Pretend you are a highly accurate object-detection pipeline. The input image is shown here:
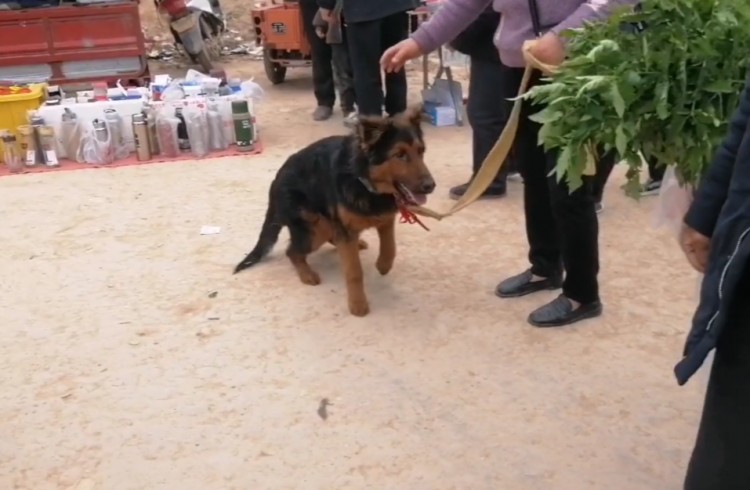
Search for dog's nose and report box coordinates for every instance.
[419,176,436,194]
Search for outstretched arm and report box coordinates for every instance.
[410,0,492,54]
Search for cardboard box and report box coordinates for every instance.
[422,101,457,127]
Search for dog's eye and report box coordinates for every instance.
[397,152,409,161]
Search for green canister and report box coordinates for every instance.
[231,99,255,151]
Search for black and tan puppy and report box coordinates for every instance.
[234,106,435,316]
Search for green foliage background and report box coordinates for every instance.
[527,0,750,195]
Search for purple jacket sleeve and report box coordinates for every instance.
[410,0,492,54]
[550,0,640,37]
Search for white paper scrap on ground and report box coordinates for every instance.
[200,226,221,235]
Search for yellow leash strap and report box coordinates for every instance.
[408,42,558,221]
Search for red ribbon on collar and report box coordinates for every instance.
[398,206,430,231]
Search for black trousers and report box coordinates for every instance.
[331,42,356,113]
[648,157,666,181]
[684,269,750,490]
[466,56,517,188]
[503,66,604,304]
[346,11,410,116]
[300,0,336,108]
[592,148,616,204]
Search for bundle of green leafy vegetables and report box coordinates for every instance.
[526,0,750,195]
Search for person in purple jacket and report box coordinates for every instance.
[381,0,637,327]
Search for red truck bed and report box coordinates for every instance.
[0,2,149,85]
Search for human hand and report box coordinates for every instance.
[319,8,331,21]
[679,223,711,273]
[381,39,423,73]
[527,32,566,67]
[315,26,326,39]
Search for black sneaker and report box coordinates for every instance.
[495,269,562,298]
[528,294,602,327]
[449,181,506,201]
[640,179,662,197]
[595,201,603,214]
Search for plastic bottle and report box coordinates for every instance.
[184,105,209,158]
[206,100,227,151]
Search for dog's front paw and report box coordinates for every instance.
[348,297,370,317]
[375,255,394,275]
[299,269,321,286]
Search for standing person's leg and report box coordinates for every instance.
[592,148,617,213]
[526,142,602,326]
[496,70,564,299]
[347,19,384,116]
[380,11,409,116]
[299,0,336,120]
[642,156,665,196]
[684,270,750,489]
[331,40,356,117]
[449,56,511,200]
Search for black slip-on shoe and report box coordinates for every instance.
[495,269,563,298]
[449,181,506,201]
[528,295,603,327]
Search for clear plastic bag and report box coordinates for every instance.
[652,166,695,239]
[80,119,114,165]
[184,105,209,158]
[240,79,265,103]
[60,110,85,163]
[161,80,185,102]
[156,109,181,158]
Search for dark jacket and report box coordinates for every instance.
[675,73,750,385]
[317,0,418,24]
[449,7,500,63]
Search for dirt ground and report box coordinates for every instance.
[0,32,709,490]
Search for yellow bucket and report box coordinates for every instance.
[0,84,47,164]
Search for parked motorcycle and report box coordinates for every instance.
[155,0,226,72]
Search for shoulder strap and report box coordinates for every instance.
[527,0,543,37]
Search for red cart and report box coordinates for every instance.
[0,1,150,86]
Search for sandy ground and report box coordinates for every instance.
[0,59,709,489]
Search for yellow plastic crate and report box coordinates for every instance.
[0,84,46,164]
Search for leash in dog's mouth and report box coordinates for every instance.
[358,177,430,231]
[394,182,430,231]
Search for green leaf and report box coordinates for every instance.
[615,124,628,156]
[610,84,626,117]
[655,81,670,120]
[528,108,563,124]
[554,146,573,183]
[704,79,735,93]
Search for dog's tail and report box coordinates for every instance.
[233,197,282,274]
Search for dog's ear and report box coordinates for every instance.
[356,115,390,148]
[401,104,424,128]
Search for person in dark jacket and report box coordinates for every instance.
[300,0,339,121]
[317,0,419,117]
[676,72,750,489]
[312,1,356,124]
[448,7,519,200]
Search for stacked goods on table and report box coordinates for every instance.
[0,70,264,174]
[526,0,750,194]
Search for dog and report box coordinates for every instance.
[233,105,435,316]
